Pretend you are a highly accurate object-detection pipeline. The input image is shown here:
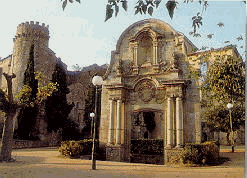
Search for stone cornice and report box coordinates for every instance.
[105,84,128,90]
[160,79,191,86]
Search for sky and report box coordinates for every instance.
[0,0,245,70]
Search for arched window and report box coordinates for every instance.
[137,32,153,65]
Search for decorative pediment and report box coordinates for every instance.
[129,27,163,42]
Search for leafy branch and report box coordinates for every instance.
[134,0,162,16]
[61,0,81,11]
[60,0,208,32]
[60,0,210,35]
[184,0,208,13]
[165,0,178,19]
[189,12,203,36]
[105,0,128,22]
[16,72,57,106]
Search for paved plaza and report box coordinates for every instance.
[0,146,245,178]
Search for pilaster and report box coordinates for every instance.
[166,97,174,148]
[175,97,183,148]
[108,99,115,145]
[116,99,122,145]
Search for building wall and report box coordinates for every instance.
[66,67,107,135]
[67,82,87,131]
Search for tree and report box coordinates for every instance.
[82,83,95,138]
[0,45,57,162]
[45,63,76,140]
[0,72,57,162]
[61,0,209,34]
[0,73,17,162]
[201,54,245,144]
[15,44,39,140]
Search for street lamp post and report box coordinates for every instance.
[91,76,103,170]
[227,103,234,153]
[90,113,95,139]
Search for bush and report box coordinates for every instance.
[202,141,219,164]
[58,139,94,158]
[58,141,83,158]
[180,144,203,164]
[180,141,219,165]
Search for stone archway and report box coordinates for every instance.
[131,111,156,139]
[130,109,164,164]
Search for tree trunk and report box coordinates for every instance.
[0,107,16,161]
[226,132,230,146]
[0,73,16,162]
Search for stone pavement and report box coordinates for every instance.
[0,147,245,178]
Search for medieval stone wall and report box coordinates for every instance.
[67,66,107,135]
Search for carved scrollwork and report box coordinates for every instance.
[134,80,156,104]
[158,60,169,72]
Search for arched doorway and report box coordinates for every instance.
[131,111,156,139]
[130,109,164,164]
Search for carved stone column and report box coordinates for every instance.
[108,99,115,145]
[106,98,125,162]
[130,42,139,75]
[176,97,183,148]
[116,99,122,145]
[166,97,174,148]
[130,41,139,66]
[153,41,158,65]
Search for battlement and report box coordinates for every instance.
[14,21,49,41]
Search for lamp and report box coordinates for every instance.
[91,76,103,170]
[227,103,233,109]
[227,103,234,153]
[92,76,103,86]
[90,113,95,139]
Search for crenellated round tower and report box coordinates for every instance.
[14,21,49,45]
[12,21,57,96]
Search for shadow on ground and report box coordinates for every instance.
[0,155,46,166]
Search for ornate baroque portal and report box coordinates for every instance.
[99,19,202,164]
